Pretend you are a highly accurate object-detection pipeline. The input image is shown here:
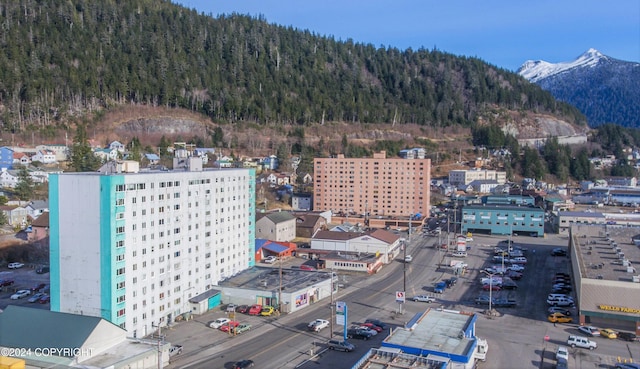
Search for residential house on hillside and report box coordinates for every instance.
[109,141,126,152]
[13,152,31,166]
[468,179,500,194]
[0,205,28,227]
[292,192,313,211]
[31,150,57,164]
[36,144,69,162]
[27,212,49,242]
[256,211,297,242]
[262,155,279,170]
[298,172,313,184]
[0,169,20,188]
[25,200,49,219]
[0,147,13,170]
[295,214,327,238]
[144,153,160,165]
[215,155,233,168]
[94,148,119,162]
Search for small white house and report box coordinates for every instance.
[31,150,57,164]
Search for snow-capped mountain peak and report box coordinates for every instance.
[517,48,608,82]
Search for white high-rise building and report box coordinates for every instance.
[49,163,255,337]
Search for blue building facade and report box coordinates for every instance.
[461,204,544,236]
[0,146,13,170]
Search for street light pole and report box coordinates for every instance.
[329,268,334,338]
[483,270,494,313]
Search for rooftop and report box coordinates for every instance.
[571,224,640,282]
[218,266,332,292]
[354,348,444,369]
[383,309,475,357]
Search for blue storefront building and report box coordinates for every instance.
[461,204,544,237]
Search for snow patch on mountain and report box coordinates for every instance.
[517,48,608,82]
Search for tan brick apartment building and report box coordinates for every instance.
[313,151,431,219]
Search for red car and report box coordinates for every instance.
[0,279,15,287]
[361,322,383,332]
[32,283,46,292]
[39,295,50,304]
[219,321,239,332]
[482,284,501,291]
[299,264,316,271]
[248,304,262,315]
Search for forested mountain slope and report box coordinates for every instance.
[0,0,585,137]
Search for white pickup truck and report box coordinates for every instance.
[308,319,329,332]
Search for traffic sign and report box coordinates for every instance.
[395,291,406,303]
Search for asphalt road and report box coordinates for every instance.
[166,232,638,369]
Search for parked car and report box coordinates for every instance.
[600,329,618,339]
[8,262,24,269]
[360,322,383,332]
[493,298,517,308]
[263,256,278,264]
[226,303,238,312]
[413,295,436,303]
[355,326,378,336]
[556,346,569,362]
[237,305,250,314]
[231,323,252,335]
[578,326,601,337]
[548,307,572,316]
[327,340,355,352]
[28,293,45,303]
[548,313,572,323]
[364,319,387,329]
[299,264,316,271]
[617,331,638,342]
[219,321,240,332]
[233,360,255,369]
[445,277,458,288]
[208,318,231,329]
[38,295,50,304]
[248,304,263,315]
[260,306,275,316]
[614,364,640,369]
[509,257,527,264]
[551,248,567,256]
[404,255,413,263]
[507,264,525,272]
[36,266,50,274]
[482,284,501,291]
[567,335,597,350]
[434,281,447,293]
[31,283,46,292]
[11,290,31,300]
[475,295,494,305]
[347,328,373,340]
[0,279,15,287]
[505,270,523,280]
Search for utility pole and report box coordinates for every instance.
[329,269,334,338]
[278,258,283,314]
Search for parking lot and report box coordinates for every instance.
[0,264,51,311]
[435,233,638,369]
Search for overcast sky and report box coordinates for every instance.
[175,0,640,71]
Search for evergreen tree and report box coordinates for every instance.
[70,125,102,172]
[14,166,34,201]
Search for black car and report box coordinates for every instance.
[445,277,458,288]
[551,248,567,256]
[618,332,639,342]
[347,328,373,340]
[233,360,255,369]
[237,305,250,314]
[364,319,387,329]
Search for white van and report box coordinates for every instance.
[452,251,467,258]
